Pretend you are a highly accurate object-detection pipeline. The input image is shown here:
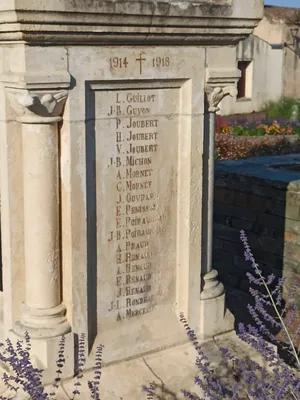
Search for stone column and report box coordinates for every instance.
[199,85,237,338]
[6,90,71,338]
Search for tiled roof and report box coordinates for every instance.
[264,5,300,25]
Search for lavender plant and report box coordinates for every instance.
[87,343,104,400]
[0,332,104,399]
[167,230,300,400]
[72,333,86,399]
[1,229,300,399]
[0,332,47,400]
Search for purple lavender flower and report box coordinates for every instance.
[0,333,47,400]
[180,313,229,399]
[88,344,104,400]
[178,231,300,400]
[72,333,86,399]
[143,382,157,399]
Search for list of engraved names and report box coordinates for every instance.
[96,88,179,324]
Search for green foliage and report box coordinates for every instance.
[293,124,300,135]
[231,126,245,136]
[266,98,300,121]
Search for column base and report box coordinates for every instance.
[8,330,75,385]
[199,269,235,339]
[14,303,71,339]
[199,293,235,339]
[10,304,74,385]
[200,269,224,300]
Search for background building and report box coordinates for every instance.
[221,5,300,116]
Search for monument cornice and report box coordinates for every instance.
[0,72,71,90]
[0,2,263,45]
[206,68,241,88]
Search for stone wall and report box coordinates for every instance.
[213,154,300,304]
[220,8,300,116]
[252,9,300,100]
[282,25,300,99]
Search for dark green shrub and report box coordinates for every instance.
[266,98,300,121]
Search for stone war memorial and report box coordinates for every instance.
[0,0,263,398]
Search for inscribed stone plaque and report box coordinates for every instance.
[79,47,205,363]
[94,83,184,361]
[97,87,178,321]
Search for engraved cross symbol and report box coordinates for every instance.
[136,53,146,75]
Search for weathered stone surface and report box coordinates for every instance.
[285,203,300,220]
[281,259,300,275]
[233,255,251,270]
[231,217,254,231]
[233,191,250,208]
[251,183,287,201]
[0,0,263,45]
[257,212,286,228]
[213,237,224,250]
[213,249,234,268]
[213,223,241,244]
[284,231,297,244]
[215,173,255,193]
[0,0,264,392]
[216,155,300,192]
[252,221,278,239]
[53,46,216,368]
[214,187,236,203]
[284,242,300,263]
[214,200,257,222]
[257,236,283,255]
[286,191,300,207]
[285,218,300,235]
[236,192,267,211]
[266,199,299,219]
[215,239,245,258]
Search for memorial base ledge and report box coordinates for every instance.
[9,305,73,384]
[7,330,75,385]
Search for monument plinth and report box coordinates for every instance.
[0,0,263,396]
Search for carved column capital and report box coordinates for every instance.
[205,85,237,113]
[6,90,68,124]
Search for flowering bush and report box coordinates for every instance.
[220,118,300,137]
[215,135,251,160]
[216,134,300,160]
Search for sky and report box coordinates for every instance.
[264,0,300,7]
